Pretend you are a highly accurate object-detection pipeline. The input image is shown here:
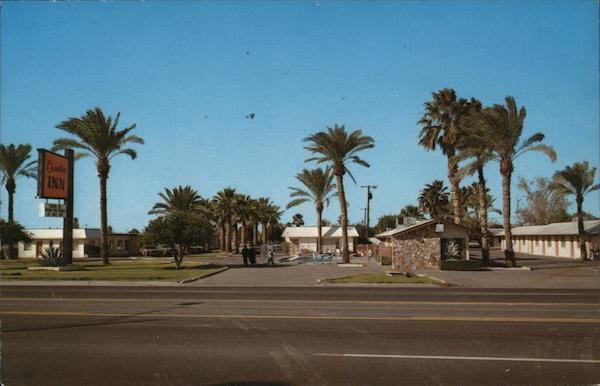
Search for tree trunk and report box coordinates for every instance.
[240,222,246,248]
[252,222,258,246]
[233,223,239,253]
[501,165,515,266]
[576,196,587,260]
[447,152,464,225]
[225,217,231,253]
[219,225,225,251]
[335,173,350,264]
[262,223,268,245]
[6,179,15,258]
[316,206,323,254]
[99,171,110,265]
[477,165,490,265]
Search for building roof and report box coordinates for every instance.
[375,218,470,238]
[495,220,600,237]
[25,228,102,239]
[282,226,359,238]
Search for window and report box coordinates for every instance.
[49,240,54,248]
[124,240,130,251]
[24,243,32,251]
[73,241,78,251]
[117,240,123,250]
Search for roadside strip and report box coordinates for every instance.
[0,297,597,307]
[2,310,600,324]
[313,353,600,364]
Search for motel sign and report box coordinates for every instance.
[37,149,69,199]
[37,148,75,264]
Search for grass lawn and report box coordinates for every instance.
[326,273,442,285]
[0,260,225,281]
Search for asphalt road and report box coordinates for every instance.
[1,286,599,385]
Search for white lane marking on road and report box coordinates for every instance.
[313,353,600,364]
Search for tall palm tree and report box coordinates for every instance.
[212,187,237,253]
[233,194,253,252]
[418,180,450,219]
[287,167,337,253]
[0,144,37,258]
[53,108,143,264]
[210,199,227,251]
[551,161,600,260]
[303,125,375,263]
[418,88,470,225]
[469,96,556,265]
[399,204,423,220]
[455,100,496,264]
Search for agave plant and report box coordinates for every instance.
[38,247,66,267]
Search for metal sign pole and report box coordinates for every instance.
[63,149,74,264]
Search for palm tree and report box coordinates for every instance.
[148,185,205,215]
[0,144,37,258]
[469,96,556,265]
[455,100,496,264]
[53,108,143,264]
[212,188,237,253]
[551,161,600,260]
[256,197,282,244]
[418,88,470,225]
[303,125,375,263]
[287,167,337,253]
[418,180,450,219]
[399,204,423,220]
[148,186,207,268]
[233,194,253,252]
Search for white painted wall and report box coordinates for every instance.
[18,239,87,259]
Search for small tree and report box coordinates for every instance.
[0,219,32,259]
[143,214,212,269]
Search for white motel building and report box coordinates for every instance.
[495,220,600,259]
[17,228,140,258]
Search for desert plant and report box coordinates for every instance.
[38,247,65,267]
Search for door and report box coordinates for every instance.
[36,241,43,257]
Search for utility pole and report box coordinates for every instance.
[361,208,368,225]
[361,185,377,234]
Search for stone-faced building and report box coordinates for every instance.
[376,219,470,271]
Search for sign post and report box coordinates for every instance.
[63,149,74,264]
[37,149,74,264]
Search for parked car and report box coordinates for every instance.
[140,244,173,257]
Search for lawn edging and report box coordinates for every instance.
[178,266,229,284]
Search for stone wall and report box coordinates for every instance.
[391,225,441,271]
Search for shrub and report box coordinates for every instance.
[38,247,66,267]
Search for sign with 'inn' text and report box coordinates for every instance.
[37,149,70,199]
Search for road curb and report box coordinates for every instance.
[178,267,229,284]
[489,266,532,271]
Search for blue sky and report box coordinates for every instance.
[1,0,598,231]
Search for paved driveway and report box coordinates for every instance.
[191,255,386,286]
[421,250,600,289]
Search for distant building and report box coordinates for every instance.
[281,226,359,256]
[495,220,600,258]
[18,228,140,258]
[376,219,471,271]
